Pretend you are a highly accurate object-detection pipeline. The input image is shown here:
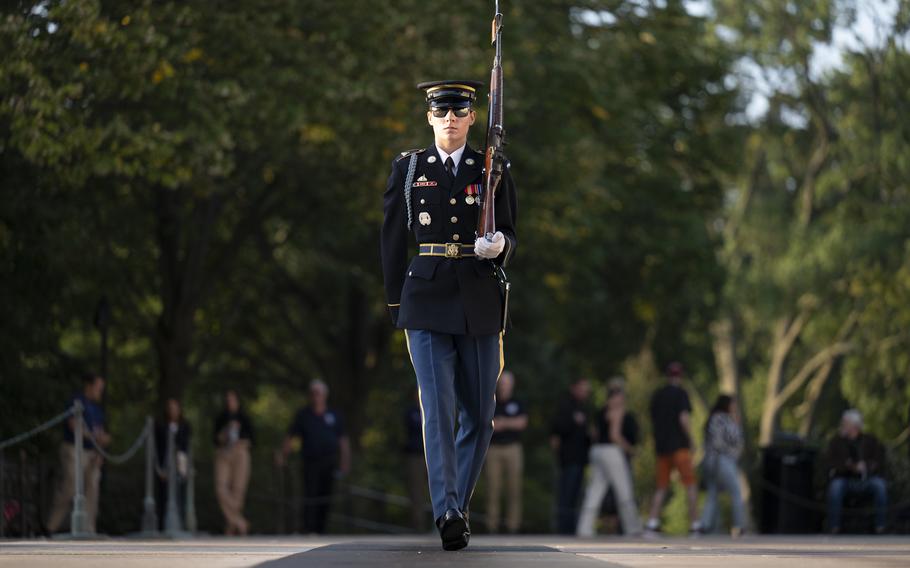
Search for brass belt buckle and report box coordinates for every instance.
[445,243,461,258]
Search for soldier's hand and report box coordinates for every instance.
[474,232,505,259]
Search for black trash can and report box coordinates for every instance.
[760,438,821,534]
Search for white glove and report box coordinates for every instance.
[474,231,506,259]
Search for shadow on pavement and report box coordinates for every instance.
[254,542,617,567]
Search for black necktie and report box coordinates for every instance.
[445,156,455,181]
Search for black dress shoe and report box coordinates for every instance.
[436,508,469,551]
[461,508,471,535]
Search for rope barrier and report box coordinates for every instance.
[0,407,74,451]
[83,421,150,465]
[752,474,910,515]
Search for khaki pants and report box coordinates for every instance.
[214,441,251,533]
[484,442,523,533]
[46,443,102,534]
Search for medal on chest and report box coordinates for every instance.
[465,183,481,205]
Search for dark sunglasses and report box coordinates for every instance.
[431,106,472,118]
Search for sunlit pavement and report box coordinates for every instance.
[2,535,909,567]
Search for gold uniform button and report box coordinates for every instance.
[453,234,460,241]
[450,216,458,223]
[449,198,457,205]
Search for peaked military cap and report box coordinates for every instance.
[417,80,484,108]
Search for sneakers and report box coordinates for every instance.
[643,518,662,538]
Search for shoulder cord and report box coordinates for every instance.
[404,153,418,230]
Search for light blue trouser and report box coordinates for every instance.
[405,329,503,520]
[700,453,747,531]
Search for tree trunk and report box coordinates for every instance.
[155,315,194,404]
[797,359,834,438]
[153,187,219,405]
[338,281,370,444]
[711,316,739,395]
[759,312,807,446]
[711,315,752,460]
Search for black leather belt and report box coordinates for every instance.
[418,243,475,258]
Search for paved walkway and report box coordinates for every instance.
[1,535,909,567]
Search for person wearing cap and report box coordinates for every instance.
[645,362,700,535]
[825,409,887,534]
[380,80,517,550]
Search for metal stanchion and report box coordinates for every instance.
[141,417,157,534]
[184,448,196,534]
[70,400,88,536]
[163,426,182,535]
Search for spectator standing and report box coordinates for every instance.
[698,395,746,536]
[646,362,700,534]
[46,372,111,534]
[485,370,528,534]
[577,380,642,536]
[154,397,192,530]
[403,387,428,531]
[281,379,351,534]
[826,409,888,534]
[550,377,592,534]
[214,389,254,535]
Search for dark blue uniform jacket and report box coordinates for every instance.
[381,144,517,336]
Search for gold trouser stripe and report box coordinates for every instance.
[498,331,505,379]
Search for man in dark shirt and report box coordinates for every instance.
[403,387,428,531]
[484,370,528,533]
[550,377,591,534]
[280,380,351,534]
[826,409,887,533]
[46,372,111,534]
[646,362,699,534]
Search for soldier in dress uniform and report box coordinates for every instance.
[380,80,517,550]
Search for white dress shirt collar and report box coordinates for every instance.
[435,144,466,176]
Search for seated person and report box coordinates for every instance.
[825,409,887,534]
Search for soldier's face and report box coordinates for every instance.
[427,107,475,147]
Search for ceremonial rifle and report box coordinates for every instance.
[478,1,511,334]
[477,0,504,242]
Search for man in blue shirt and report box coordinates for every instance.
[280,380,351,534]
[46,372,111,534]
